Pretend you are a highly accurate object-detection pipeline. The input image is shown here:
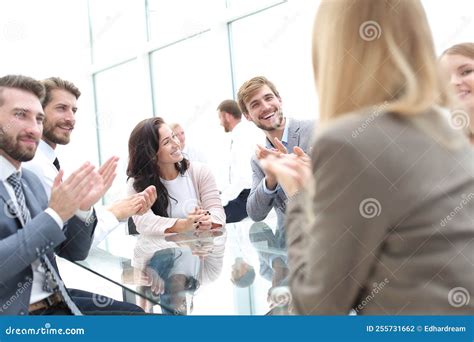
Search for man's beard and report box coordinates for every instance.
[43,119,72,145]
[256,108,284,132]
[0,126,38,162]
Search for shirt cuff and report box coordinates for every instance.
[45,208,64,229]
[262,178,278,194]
[75,208,94,222]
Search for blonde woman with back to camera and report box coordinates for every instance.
[440,42,474,144]
[260,0,474,314]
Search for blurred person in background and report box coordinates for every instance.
[217,99,259,223]
[170,122,208,163]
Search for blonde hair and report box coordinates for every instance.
[441,42,474,60]
[313,0,451,124]
[169,123,181,130]
[237,76,281,114]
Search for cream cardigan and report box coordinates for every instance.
[128,162,226,235]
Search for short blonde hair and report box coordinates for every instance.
[237,76,281,114]
[313,0,451,124]
[441,42,474,60]
[169,123,182,130]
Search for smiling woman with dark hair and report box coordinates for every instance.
[127,117,225,234]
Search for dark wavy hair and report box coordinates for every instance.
[127,117,189,217]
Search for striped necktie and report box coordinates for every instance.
[8,172,82,315]
[7,172,31,224]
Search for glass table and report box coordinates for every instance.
[72,212,293,315]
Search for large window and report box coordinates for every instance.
[94,60,153,202]
[150,31,233,186]
[146,0,224,44]
[89,0,146,66]
[230,1,318,120]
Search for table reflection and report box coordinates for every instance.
[74,213,293,315]
[132,230,226,314]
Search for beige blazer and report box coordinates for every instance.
[129,162,225,235]
[286,108,474,315]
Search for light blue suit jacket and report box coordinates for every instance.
[246,118,314,233]
[0,169,97,315]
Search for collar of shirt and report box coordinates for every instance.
[38,139,56,164]
[0,155,22,182]
[265,117,290,149]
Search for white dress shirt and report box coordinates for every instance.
[23,140,119,246]
[0,155,64,304]
[160,171,198,218]
[220,121,261,205]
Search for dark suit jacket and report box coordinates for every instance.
[0,169,97,315]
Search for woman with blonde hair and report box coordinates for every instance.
[440,43,474,143]
[260,0,474,314]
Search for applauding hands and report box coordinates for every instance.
[107,185,157,221]
[49,157,119,221]
[258,137,312,197]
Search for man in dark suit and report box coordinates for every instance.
[237,76,314,234]
[0,74,115,315]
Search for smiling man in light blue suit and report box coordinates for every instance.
[237,76,314,235]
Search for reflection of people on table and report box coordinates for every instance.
[230,257,255,288]
[131,230,226,314]
[248,222,290,312]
